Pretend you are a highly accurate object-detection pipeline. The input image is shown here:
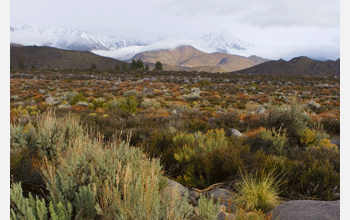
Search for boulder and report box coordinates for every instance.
[230,129,242,137]
[269,200,340,220]
[58,104,71,110]
[204,188,233,203]
[255,106,266,114]
[45,96,54,105]
[76,101,89,107]
[163,178,188,197]
[10,95,19,101]
[307,100,321,110]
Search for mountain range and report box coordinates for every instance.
[10,25,146,52]
[10,25,251,61]
[10,45,339,76]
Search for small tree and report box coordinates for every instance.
[136,59,144,69]
[130,60,137,69]
[145,64,149,70]
[115,64,120,70]
[89,63,97,70]
[19,60,26,70]
[155,61,163,71]
[122,62,127,70]
[30,64,36,71]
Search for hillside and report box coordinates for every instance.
[10,45,127,70]
[130,45,268,72]
[232,56,340,75]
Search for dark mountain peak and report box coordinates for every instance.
[232,56,339,76]
[290,56,313,62]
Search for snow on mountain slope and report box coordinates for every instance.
[10,25,146,51]
[10,25,252,60]
[201,31,252,53]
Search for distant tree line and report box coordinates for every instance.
[14,59,163,71]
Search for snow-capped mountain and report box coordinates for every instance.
[201,31,251,53]
[10,25,146,51]
[10,25,252,60]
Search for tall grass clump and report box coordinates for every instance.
[10,111,195,220]
[232,170,281,213]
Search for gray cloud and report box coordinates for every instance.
[162,0,340,28]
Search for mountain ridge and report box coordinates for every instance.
[231,56,340,75]
[130,45,269,72]
[10,45,127,70]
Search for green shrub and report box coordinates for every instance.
[29,111,83,160]
[92,99,106,109]
[257,98,310,147]
[198,194,221,220]
[252,146,339,200]
[208,111,240,135]
[260,128,288,155]
[107,96,138,113]
[10,182,48,220]
[200,80,211,87]
[320,118,340,135]
[141,99,161,109]
[11,112,196,219]
[69,93,87,105]
[237,102,246,109]
[173,129,246,188]
[234,207,273,220]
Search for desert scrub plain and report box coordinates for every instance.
[10,69,340,219]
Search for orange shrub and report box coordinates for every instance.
[95,107,106,113]
[246,127,266,138]
[71,105,87,111]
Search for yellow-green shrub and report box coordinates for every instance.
[298,128,317,146]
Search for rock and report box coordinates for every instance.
[255,106,266,114]
[10,95,19,101]
[217,212,226,220]
[45,96,54,105]
[143,89,155,97]
[189,190,200,199]
[204,188,233,203]
[331,140,340,148]
[269,200,340,220]
[76,101,89,107]
[219,205,226,213]
[230,129,242,137]
[307,100,321,110]
[183,77,190,84]
[163,178,188,197]
[58,104,71,109]
[193,207,200,217]
[188,196,198,207]
[38,89,46,94]
[13,101,24,106]
[302,91,311,96]
[123,90,139,97]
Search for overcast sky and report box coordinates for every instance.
[10,0,340,60]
